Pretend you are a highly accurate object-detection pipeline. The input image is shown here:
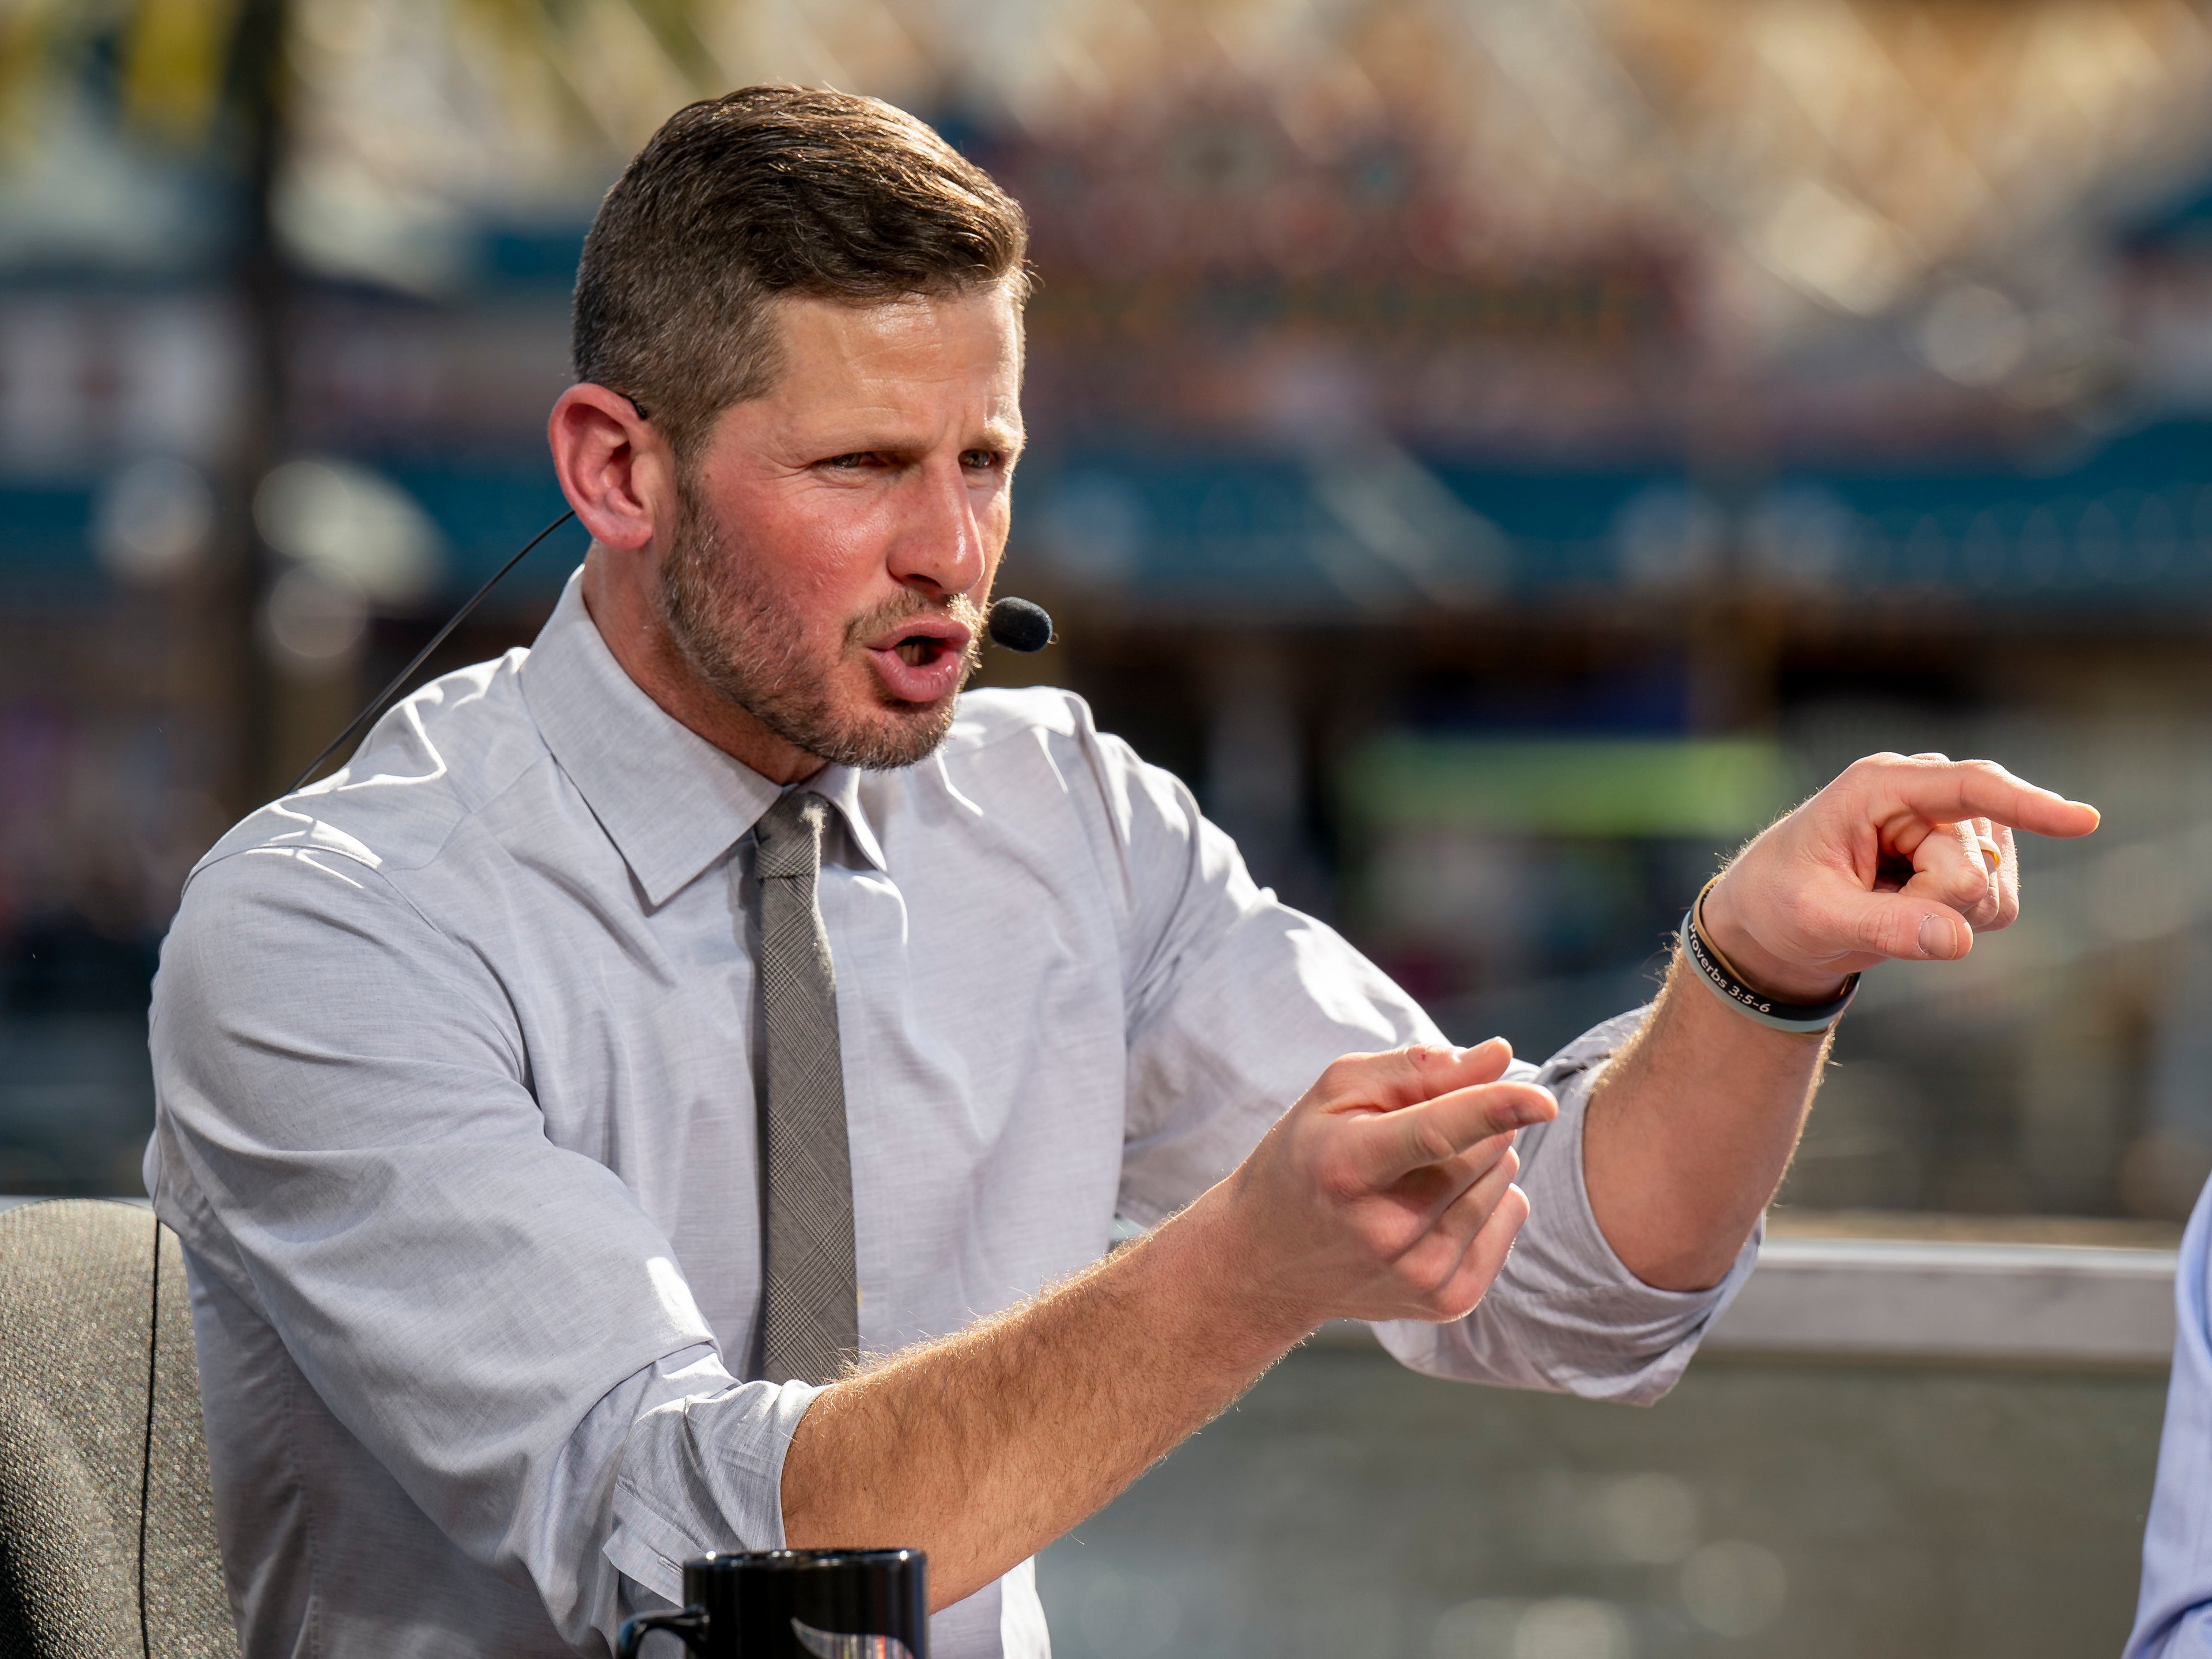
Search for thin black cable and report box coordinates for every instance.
[286,509,578,795]
[139,1213,160,1659]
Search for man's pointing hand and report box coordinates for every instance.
[1703,753,2101,1005]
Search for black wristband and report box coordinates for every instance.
[1680,900,1857,1034]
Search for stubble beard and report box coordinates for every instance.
[654,477,986,771]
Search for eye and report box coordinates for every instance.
[821,452,885,471]
[960,449,1003,472]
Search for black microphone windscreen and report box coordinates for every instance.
[987,597,1054,653]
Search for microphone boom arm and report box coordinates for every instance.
[285,509,578,794]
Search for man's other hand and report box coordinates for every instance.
[1703,753,2101,1004]
[1204,1040,1558,1336]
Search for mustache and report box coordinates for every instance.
[841,590,988,648]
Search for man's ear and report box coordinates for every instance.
[549,384,668,553]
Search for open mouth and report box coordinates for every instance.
[892,633,954,668]
[862,616,975,703]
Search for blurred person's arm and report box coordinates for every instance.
[2123,1172,2212,1659]
[1582,754,2100,1291]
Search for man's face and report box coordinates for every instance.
[655,285,1025,771]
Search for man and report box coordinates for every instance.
[146,86,2099,1659]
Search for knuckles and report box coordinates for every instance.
[1313,1055,1369,1099]
[1843,752,1909,780]
[1406,1116,1458,1166]
[1849,751,2008,786]
[1312,1149,1371,1206]
[1385,1240,1463,1305]
[1435,1289,1486,1323]
[1846,749,1998,785]
[1351,1209,1425,1263]
[1310,1045,1430,1107]
[1948,867,1994,905]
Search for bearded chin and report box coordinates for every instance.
[653,497,974,772]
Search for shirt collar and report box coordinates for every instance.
[803,758,887,873]
[520,568,887,906]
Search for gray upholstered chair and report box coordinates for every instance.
[0,1199,237,1658]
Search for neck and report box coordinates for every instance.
[579,545,827,787]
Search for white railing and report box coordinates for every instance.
[1309,1234,2182,1368]
[1706,1237,2177,1367]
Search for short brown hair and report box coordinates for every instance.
[573,86,1029,459]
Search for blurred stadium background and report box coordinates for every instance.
[5,2,2211,1653]
[12,0,2212,1222]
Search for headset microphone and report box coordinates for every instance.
[288,506,1058,794]
[985,596,1054,653]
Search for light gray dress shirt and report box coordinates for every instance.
[146,569,1755,1659]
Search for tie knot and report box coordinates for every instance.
[755,791,828,881]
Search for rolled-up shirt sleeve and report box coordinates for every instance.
[147,840,808,1650]
[596,1352,819,1611]
[1087,715,1751,1406]
[1373,1009,1759,1406]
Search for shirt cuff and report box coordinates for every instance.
[604,1350,824,1601]
[1373,1006,1761,1406]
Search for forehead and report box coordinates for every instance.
[759,286,1024,420]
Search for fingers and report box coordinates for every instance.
[1910,818,2002,929]
[1972,816,2000,869]
[1957,815,2021,929]
[1311,1038,1514,1116]
[1990,821,2021,926]
[1433,1141,1522,1242]
[1350,1078,1558,1187]
[1380,1154,1530,1321]
[1828,884,1973,961]
[1432,1184,1531,1321]
[1386,1128,1523,1239]
[1851,754,2098,840]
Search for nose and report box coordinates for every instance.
[885,456,987,599]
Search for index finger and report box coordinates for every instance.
[1353,1080,1558,1187]
[1866,757,2099,840]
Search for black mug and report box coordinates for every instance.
[618,1548,927,1658]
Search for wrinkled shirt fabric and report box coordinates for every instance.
[146,569,1756,1659]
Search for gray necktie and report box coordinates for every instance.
[753,791,859,1385]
